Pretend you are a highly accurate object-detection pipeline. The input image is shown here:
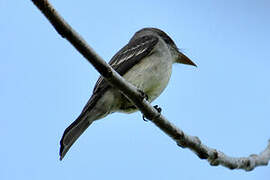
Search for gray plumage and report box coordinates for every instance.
[60,28,196,160]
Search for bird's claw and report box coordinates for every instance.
[138,89,149,121]
[142,105,162,122]
[153,105,162,113]
[142,115,148,122]
[138,89,149,101]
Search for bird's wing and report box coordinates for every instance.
[80,35,158,114]
[59,35,158,160]
[92,35,159,94]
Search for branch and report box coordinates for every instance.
[31,0,270,171]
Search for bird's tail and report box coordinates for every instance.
[59,115,93,160]
[59,94,103,160]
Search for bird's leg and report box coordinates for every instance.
[138,89,149,101]
[138,90,162,121]
[138,89,151,121]
[142,105,162,122]
[153,105,162,113]
[138,89,150,121]
[142,115,148,121]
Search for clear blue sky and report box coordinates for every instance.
[1,0,269,179]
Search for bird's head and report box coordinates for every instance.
[134,27,197,67]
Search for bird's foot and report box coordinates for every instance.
[142,115,148,122]
[142,105,162,122]
[138,89,149,101]
[153,105,162,113]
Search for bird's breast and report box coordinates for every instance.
[118,48,173,113]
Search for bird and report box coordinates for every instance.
[59,27,196,160]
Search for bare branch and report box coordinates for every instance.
[31,0,270,171]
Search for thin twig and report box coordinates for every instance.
[31,0,270,171]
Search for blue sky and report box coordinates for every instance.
[1,0,269,179]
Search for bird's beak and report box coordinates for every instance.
[177,52,197,67]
